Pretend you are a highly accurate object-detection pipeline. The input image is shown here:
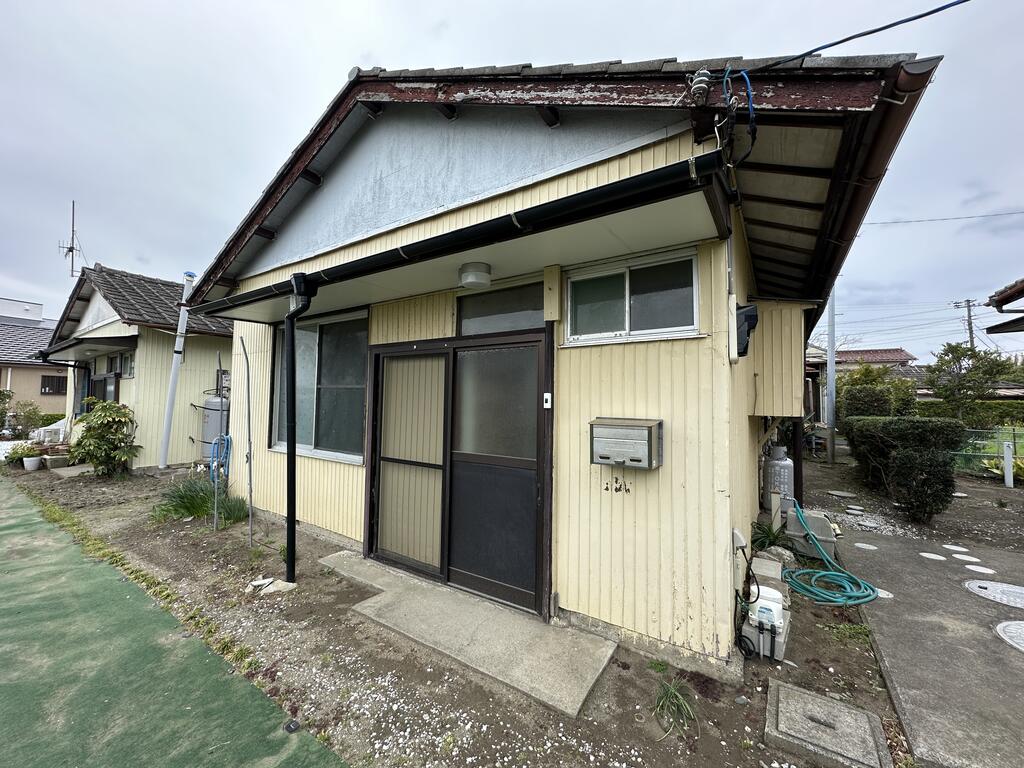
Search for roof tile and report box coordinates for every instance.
[0,322,53,365]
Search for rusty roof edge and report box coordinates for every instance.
[190,54,922,305]
[986,277,1024,308]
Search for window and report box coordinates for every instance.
[273,313,368,460]
[566,253,697,344]
[459,282,544,335]
[120,352,135,378]
[41,375,68,396]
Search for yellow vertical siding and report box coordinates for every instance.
[130,329,233,468]
[751,302,806,417]
[369,292,456,345]
[552,243,735,659]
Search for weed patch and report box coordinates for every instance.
[821,622,871,645]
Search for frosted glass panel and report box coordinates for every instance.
[275,326,317,446]
[630,260,694,331]
[455,346,537,460]
[571,273,625,335]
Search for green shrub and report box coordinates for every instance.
[68,398,141,476]
[917,399,1024,429]
[840,385,893,420]
[0,389,12,418]
[39,412,66,426]
[4,442,43,466]
[153,473,248,524]
[9,400,44,438]
[889,378,918,417]
[889,448,956,523]
[845,417,965,522]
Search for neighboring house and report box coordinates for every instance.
[835,347,916,372]
[986,276,1024,336]
[39,265,234,468]
[892,364,1024,401]
[188,54,940,676]
[803,346,917,421]
[0,298,65,416]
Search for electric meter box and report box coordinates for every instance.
[589,418,663,470]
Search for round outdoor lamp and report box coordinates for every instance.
[459,262,491,290]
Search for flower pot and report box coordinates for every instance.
[22,456,43,471]
[43,455,69,469]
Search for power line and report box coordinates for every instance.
[741,0,973,74]
[862,210,1024,226]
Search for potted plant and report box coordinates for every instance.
[23,454,43,471]
[4,442,43,469]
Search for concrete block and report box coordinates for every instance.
[765,680,893,768]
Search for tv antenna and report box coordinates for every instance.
[59,200,89,277]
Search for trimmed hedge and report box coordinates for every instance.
[916,399,1024,429]
[840,385,893,420]
[844,416,965,523]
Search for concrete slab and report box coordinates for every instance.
[49,463,93,478]
[840,532,1024,768]
[320,549,615,718]
[766,680,892,768]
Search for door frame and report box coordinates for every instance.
[363,328,553,618]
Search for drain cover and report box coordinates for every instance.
[996,621,1024,653]
[965,581,1024,609]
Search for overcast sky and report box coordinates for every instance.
[1,0,1020,361]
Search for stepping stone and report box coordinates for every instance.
[965,564,996,575]
[920,552,947,561]
[846,509,864,516]
[828,490,858,499]
[942,544,970,552]
[876,588,894,599]
[952,492,969,498]
[854,543,878,551]
[953,554,980,563]
[766,680,893,768]
[860,520,880,530]
[846,505,865,511]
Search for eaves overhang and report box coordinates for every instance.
[193,150,728,323]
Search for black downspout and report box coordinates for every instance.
[284,273,316,583]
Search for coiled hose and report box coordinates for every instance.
[210,434,232,482]
[782,500,878,606]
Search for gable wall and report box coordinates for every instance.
[241,105,690,279]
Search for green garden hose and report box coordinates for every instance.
[782,501,878,606]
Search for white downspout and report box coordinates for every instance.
[158,271,195,469]
[727,235,739,364]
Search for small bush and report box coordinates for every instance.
[69,398,140,476]
[39,412,66,426]
[4,442,43,466]
[840,385,893,421]
[889,448,956,523]
[9,400,45,438]
[153,473,248,524]
[751,520,787,552]
[845,417,965,522]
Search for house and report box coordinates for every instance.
[39,265,234,468]
[986,276,1024,335]
[804,346,918,420]
[188,54,940,676]
[0,298,66,417]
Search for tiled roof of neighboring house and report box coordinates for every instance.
[82,265,233,337]
[835,348,916,365]
[0,321,54,366]
[45,265,234,351]
[986,276,1024,310]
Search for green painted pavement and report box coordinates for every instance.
[0,477,346,768]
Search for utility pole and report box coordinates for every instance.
[826,291,837,464]
[954,299,976,350]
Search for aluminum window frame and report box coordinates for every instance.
[563,249,700,346]
[270,308,369,465]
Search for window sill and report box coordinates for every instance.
[560,330,707,349]
[269,443,365,466]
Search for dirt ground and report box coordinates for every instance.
[8,465,911,768]
[803,449,1024,552]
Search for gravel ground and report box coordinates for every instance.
[9,465,908,767]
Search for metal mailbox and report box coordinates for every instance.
[589,417,663,470]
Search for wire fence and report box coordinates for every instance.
[954,427,1023,476]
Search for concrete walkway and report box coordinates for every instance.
[0,477,345,768]
[320,549,615,717]
[839,530,1024,768]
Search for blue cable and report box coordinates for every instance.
[782,500,878,606]
[210,434,232,482]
